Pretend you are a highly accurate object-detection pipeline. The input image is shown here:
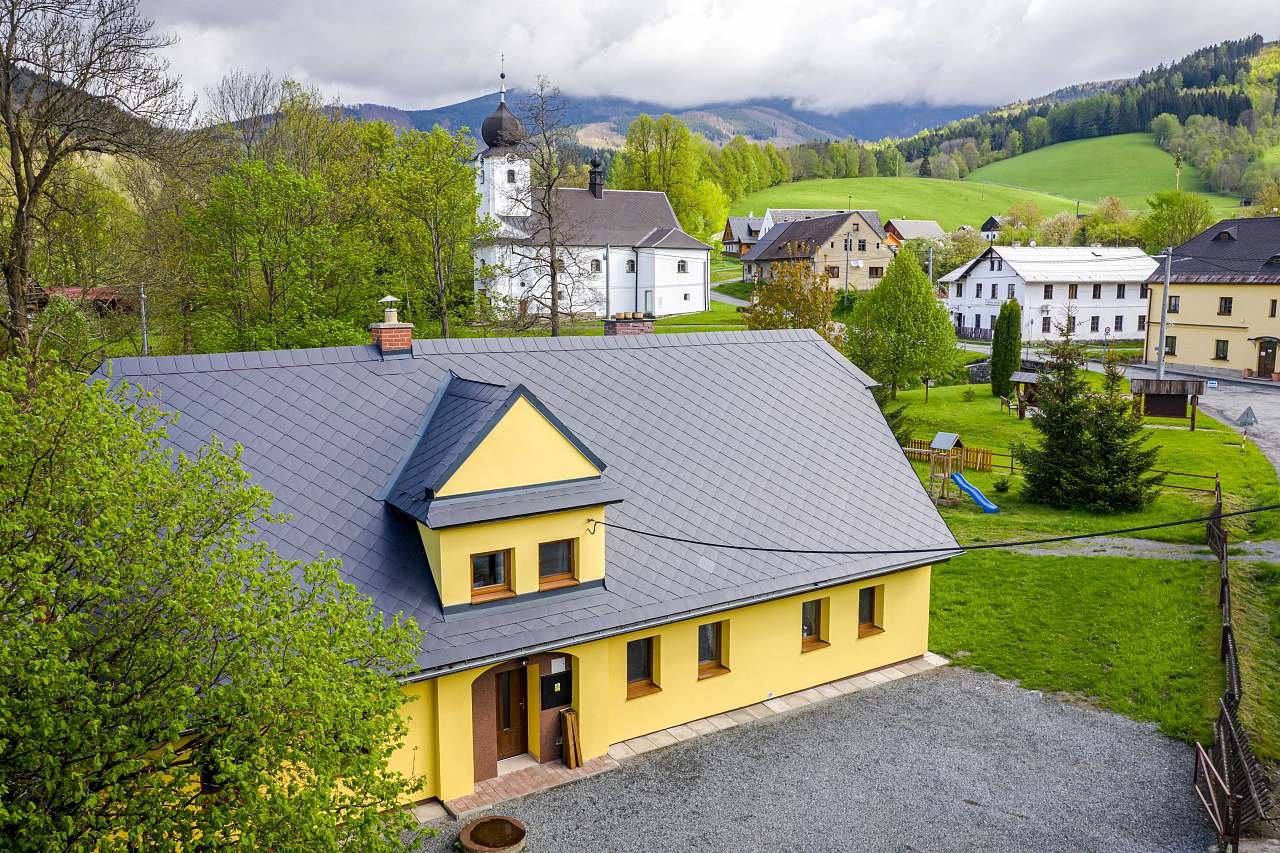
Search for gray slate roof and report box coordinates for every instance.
[636,226,709,250]
[94,331,958,677]
[886,219,945,241]
[523,188,709,250]
[767,208,886,239]
[1154,216,1280,283]
[743,213,849,263]
[725,216,763,244]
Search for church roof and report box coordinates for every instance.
[480,100,526,149]
[508,188,709,250]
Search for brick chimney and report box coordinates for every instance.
[603,312,654,336]
[370,295,413,357]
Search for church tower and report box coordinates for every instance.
[476,68,529,219]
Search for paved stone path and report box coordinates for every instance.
[417,668,1212,853]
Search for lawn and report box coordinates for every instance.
[930,551,1222,743]
[896,381,1280,544]
[730,176,1085,231]
[1233,560,1280,760]
[711,254,742,284]
[712,280,754,301]
[966,133,1241,213]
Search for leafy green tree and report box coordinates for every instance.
[872,385,913,445]
[990,299,1022,398]
[745,260,841,347]
[0,359,424,851]
[1138,190,1214,252]
[1249,178,1280,216]
[612,114,707,235]
[1038,211,1080,246]
[1076,353,1164,511]
[848,253,957,398]
[381,127,491,337]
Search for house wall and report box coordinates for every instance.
[402,563,932,803]
[641,247,709,315]
[476,153,530,219]
[417,507,607,607]
[1142,281,1280,373]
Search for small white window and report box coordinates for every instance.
[683,293,690,301]
[626,259,636,273]
[677,260,688,273]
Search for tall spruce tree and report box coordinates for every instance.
[989,300,1022,398]
[1076,353,1164,511]
[1018,317,1093,508]
[917,155,932,177]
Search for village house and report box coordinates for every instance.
[473,77,710,318]
[1141,216,1280,378]
[884,219,945,249]
[94,310,958,809]
[939,245,1157,342]
[741,211,894,290]
[979,215,1007,242]
[720,215,763,256]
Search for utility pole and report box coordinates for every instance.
[1155,246,1172,379]
[140,281,150,356]
[843,234,851,303]
[927,245,934,284]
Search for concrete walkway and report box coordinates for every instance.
[709,287,750,308]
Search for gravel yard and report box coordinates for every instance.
[419,667,1212,852]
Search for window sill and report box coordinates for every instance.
[800,638,830,653]
[858,624,884,639]
[697,663,730,680]
[471,587,515,605]
[538,576,578,592]
[626,680,661,700]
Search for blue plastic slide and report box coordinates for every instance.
[951,473,999,513]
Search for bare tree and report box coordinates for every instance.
[508,77,598,336]
[204,69,282,161]
[0,0,193,351]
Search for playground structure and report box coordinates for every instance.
[1129,377,1206,431]
[920,432,999,511]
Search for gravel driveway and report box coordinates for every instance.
[419,667,1211,852]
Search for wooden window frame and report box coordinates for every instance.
[1168,295,1180,314]
[471,549,514,603]
[677,259,689,273]
[1092,282,1102,299]
[697,621,729,680]
[1068,283,1078,300]
[626,636,660,699]
[800,598,829,652]
[857,586,884,638]
[538,538,578,591]
[1043,284,1053,299]
[1214,339,1229,361]
[1218,297,1233,316]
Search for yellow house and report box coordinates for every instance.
[103,319,959,809]
[1141,216,1280,377]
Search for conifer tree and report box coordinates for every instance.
[989,299,1022,398]
[1018,316,1092,507]
[1076,353,1164,511]
[917,155,932,177]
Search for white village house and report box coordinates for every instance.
[472,79,711,318]
[939,245,1158,343]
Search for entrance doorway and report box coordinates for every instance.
[643,290,654,315]
[1259,340,1277,377]
[495,667,527,761]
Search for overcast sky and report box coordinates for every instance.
[143,1,1280,114]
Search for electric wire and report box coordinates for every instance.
[586,503,1280,557]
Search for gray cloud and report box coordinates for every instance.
[142,0,1280,113]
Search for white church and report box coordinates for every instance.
[472,77,711,318]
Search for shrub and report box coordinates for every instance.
[993,477,1011,494]
[962,388,976,402]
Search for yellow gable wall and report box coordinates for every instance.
[420,507,607,607]
[435,396,600,497]
[405,564,931,802]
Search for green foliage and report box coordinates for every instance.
[872,386,913,445]
[1019,328,1163,511]
[848,253,958,398]
[745,261,841,347]
[992,476,1011,494]
[989,300,1021,398]
[916,155,932,177]
[1139,189,1215,252]
[0,360,425,850]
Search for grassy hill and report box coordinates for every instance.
[729,177,1083,231]
[966,133,1241,212]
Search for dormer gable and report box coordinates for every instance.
[386,372,620,607]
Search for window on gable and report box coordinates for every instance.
[858,586,883,637]
[506,169,516,184]
[697,621,729,679]
[589,259,601,274]
[989,257,995,272]
[858,239,867,252]
[955,282,965,298]
[801,598,829,652]
[997,258,1003,271]
[626,259,636,273]
[626,637,659,698]
[1218,296,1233,316]
[538,539,576,588]
[1008,284,1015,299]
[471,549,512,602]
[677,260,688,273]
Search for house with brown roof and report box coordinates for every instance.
[742,211,893,291]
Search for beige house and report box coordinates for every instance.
[741,211,893,292]
[1141,217,1280,378]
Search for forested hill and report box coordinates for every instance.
[895,35,1267,162]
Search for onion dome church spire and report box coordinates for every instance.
[480,60,526,149]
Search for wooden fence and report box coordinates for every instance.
[1196,480,1273,850]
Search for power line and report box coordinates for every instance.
[586,503,1280,557]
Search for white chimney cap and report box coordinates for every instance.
[378,294,401,304]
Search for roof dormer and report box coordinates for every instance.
[386,373,622,608]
